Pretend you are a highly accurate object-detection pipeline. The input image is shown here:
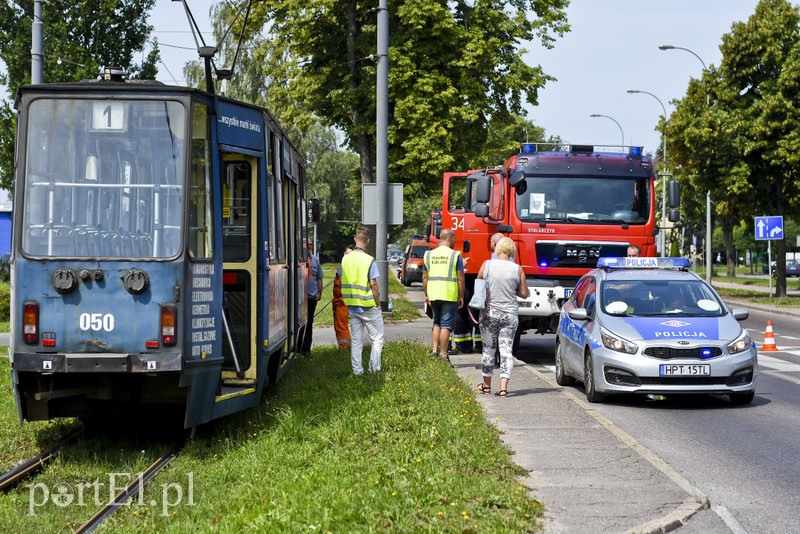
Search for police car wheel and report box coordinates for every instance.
[729,390,755,405]
[584,351,605,403]
[555,341,575,386]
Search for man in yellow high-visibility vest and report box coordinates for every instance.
[423,229,464,362]
[341,226,383,375]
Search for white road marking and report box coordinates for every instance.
[757,354,800,372]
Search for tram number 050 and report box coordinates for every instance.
[79,313,115,332]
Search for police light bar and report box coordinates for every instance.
[597,257,691,269]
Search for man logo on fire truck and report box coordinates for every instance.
[432,143,679,355]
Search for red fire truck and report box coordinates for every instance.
[432,143,679,351]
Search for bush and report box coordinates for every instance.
[0,282,8,323]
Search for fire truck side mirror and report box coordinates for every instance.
[668,209,680,223]
[474,204,489,217]
[475,175,491,203]
[668,181,680,209]
[432,213,442,239]
[509,170,527,195]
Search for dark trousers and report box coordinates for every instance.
[301,298,318,353]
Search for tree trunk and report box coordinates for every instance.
[723,222,736,277]
[776,236,787,297]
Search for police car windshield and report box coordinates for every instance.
[516,176,649,225]
[601,279,724,317]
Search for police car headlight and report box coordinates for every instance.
[601,328,638,354]
[727,330,752,354]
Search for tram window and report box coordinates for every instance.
[273,174,286,263]
[222,161,251,262]
[188,103,213,259]
[21,98,186,259]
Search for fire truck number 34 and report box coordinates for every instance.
[450,216,464,231]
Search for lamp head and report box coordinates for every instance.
[626,89,639,94]
[590,114,601,118]
[659,45,675,50]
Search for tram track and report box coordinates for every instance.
[0,430,82,492]
[74,444,182,533]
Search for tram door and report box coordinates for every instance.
[220,155,259,384]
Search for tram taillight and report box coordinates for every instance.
[161,304,177,346]
[23,301,39,344]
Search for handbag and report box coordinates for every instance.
[469,261,490,310]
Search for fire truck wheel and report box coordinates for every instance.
[512,325,522,354]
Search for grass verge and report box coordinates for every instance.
[714,287,800,307]
[0,357,79,473]
[67,341,542,532]
[0,343,541,531]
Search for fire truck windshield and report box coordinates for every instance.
[515,175,650,224]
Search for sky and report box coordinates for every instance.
[151,1,766,159]
[149,0,217,86]
[524,0,763,156]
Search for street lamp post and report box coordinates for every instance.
[660,44,711,281]
[627,89,668,257]
[659,45,707,69]
[589,114,625,146]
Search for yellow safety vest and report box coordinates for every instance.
[341,250,376,308]
[424,246,460,301]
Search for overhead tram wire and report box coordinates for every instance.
[178,0,255,91]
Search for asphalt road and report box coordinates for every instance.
[517,304,800,534]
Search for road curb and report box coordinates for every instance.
[628,496,710,534]
[521,363,715,533]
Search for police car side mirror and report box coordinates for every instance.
[568,308,588,321]
[731,308,749,321]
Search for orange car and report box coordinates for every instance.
[399,239,432,287]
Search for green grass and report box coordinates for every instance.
[713,287,800,307]
[712,273,800,289]
[0,342,542,532]
[0,358,80,473]
[315,264,420,327]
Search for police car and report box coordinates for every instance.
[555,257,757,404]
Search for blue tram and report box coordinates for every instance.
[9,69,315,428]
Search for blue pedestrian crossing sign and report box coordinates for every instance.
[755,216,783,241]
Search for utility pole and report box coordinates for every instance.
[375,0,389,310]
[31,0,43,84]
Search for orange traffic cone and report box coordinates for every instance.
[762,320,779,352]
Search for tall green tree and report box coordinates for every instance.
[719,0,800,295]
[184,2,364,258]
[245,0,568,189]
[0,0,159,190]
[666,69,749,278]
[667,0,800,295]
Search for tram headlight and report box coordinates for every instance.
[161,304,177,346]
[52,268,77,294]
[23,301,39,345]
[123,268,149,294]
